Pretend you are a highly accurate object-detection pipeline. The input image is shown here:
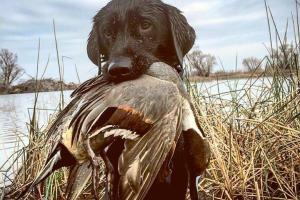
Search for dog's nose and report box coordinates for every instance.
[108,57,132,76]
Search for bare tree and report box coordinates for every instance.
[242,57,262,72]
[266,43,298,72]
[186,50,216,77]
[0,49,24,88]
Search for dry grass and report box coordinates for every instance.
[185,2,300,198]
[188,79,300,199]
[1,112,107,199]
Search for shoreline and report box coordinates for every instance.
[189,69,299,82]
[0,88,76,95]
[0,89,75,96]
[189,72,265,82]
[0,78,78,95]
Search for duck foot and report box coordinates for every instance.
[83,139,101,199]
[84,138,116,200]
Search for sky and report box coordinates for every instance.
[0,0,296,83]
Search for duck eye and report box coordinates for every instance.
[140,20,152,30]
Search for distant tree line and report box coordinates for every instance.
[1,44,298,89]
[185,43,298,77]
[0,49,80,94]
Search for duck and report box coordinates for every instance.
[17,62,210,200]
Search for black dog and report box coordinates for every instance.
[87,0,195,81]
[87,0,198,199]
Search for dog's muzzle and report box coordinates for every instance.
[108,56,132,77]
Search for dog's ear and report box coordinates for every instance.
[87,23,108,75]
[166,5,196,66]
[87,25,101,67]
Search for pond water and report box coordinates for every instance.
[0,91,72,169]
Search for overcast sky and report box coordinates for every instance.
[0,0,296,83]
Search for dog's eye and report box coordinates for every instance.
[140,20,152,30]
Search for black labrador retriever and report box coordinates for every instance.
[87,0,198,199]
[87,0,195,81]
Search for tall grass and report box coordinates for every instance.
[184,1,300,199]
[0,22,76,199]
[1,1,300,200]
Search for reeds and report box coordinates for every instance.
[186,1,300,199]
[190,83,300,199]
[0,22,82,199]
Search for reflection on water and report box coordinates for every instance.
[0,91,72,167]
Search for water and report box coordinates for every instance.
[0,91,72,169]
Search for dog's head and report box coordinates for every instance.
[87,0,195,81]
